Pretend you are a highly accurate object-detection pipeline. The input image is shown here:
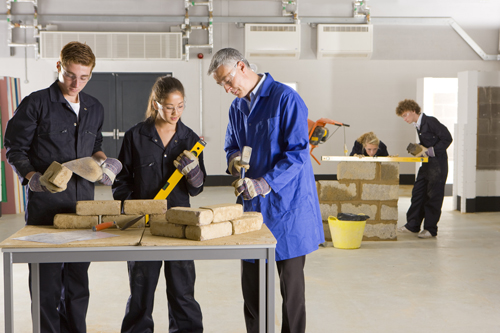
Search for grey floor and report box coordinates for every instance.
[1,186,500,332]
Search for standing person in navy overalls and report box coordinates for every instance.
[113,76,205,333]
[5,41,121,332]
[396,99,452,238]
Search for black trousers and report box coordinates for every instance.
[241,256,306,333]
[121,260,203,333]
[28,262,90,333]
[406,161,447,236]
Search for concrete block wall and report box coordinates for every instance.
[317,161,399,241]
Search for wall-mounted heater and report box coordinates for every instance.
[40,31,183,60]
[245,24,301,59]
[317,24,373,59]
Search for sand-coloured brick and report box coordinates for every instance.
[363,221,397,240]
[123,200,168,215]
[337,161,376,180]
[45,161,73,188]
[150,222,185,238]
[340,203,377,220]
[149,214,168,223]
[166,207,214,226]
[318,181,357,201]
[319,202,339,221]
[200,203,243,223]
[54,213,98,229]
[230,212,264,234]
[185,222,232,241]
[76,200,121,216]
[361,184,399,201]
[102,215,145,228]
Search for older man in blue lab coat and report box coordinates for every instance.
[208,48,324,333]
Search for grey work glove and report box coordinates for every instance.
[28,171,66,193]
[174,150,204,188]
[232,177,271,200]
[228,151,250,177]
[99,158,123,185]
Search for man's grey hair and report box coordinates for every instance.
[207,48,251,76]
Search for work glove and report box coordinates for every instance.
[174,150,203,188]
[406,143,434,157]
[232,177,271,200]
[99,158,123,186]
[228,151,250,177]
[28,171,66,193]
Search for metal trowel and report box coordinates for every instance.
[63,157,103,182]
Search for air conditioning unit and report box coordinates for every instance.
[40,31,183,60]
[317,24,373,59]
[245,24,301,59]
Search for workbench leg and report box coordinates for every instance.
[31,263,41,333]
[4,252,14,333]
[259,258,266,332]
[267,249,275,333]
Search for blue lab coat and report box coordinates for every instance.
[225,73,324,261]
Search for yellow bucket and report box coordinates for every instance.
[328,216,366,249]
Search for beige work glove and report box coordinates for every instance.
[28,171,66,193]
[228,151,250,177]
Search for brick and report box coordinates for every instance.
[318,181,357,201]
[200,203,243,223]
[361,184,399,201]
[149,214,167,223]
[340,203,377,220]
[380,205,398,220]
[54,213,98,229]
[166,207,214,226]
[102,215,145,228]
[123,200,168,215]
[319,203,338,221]
[45,161,73,188]
[185,222,232,241]
[337,162,376,180]
[76,200,121,216]
[363,221,397,240]
[380,162,399,182]
[231,213,264,234]
[150,222,185,238]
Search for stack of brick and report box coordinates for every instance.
[53,199,168,229]
[150,203,264,241]
[317,161,399,241]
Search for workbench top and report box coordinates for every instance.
[0,225,276,249]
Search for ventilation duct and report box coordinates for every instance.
[40,31,183,60]
[317,24,373,59]
[245,24,301,59]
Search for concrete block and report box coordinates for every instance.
[185,222,232,241]
[381,205,399,220]
[150,222,185,238]
[337,162,376,180]
[381,162,399,182]
[102,215,145,228]
[166,207,214,226]
[76,200,121,216]
[149,214,168,223]
[45,161,73,188]
[318,181,357,201]
[54,213,98,229]
[361,184,399,201]
[340,203,377,220]
[319,203,338,221]
[231,213,264,234]
[200,203,243,223]
[123,200,168,215]
[363,221,397,240]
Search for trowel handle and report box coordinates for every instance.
[92,221,116,232]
